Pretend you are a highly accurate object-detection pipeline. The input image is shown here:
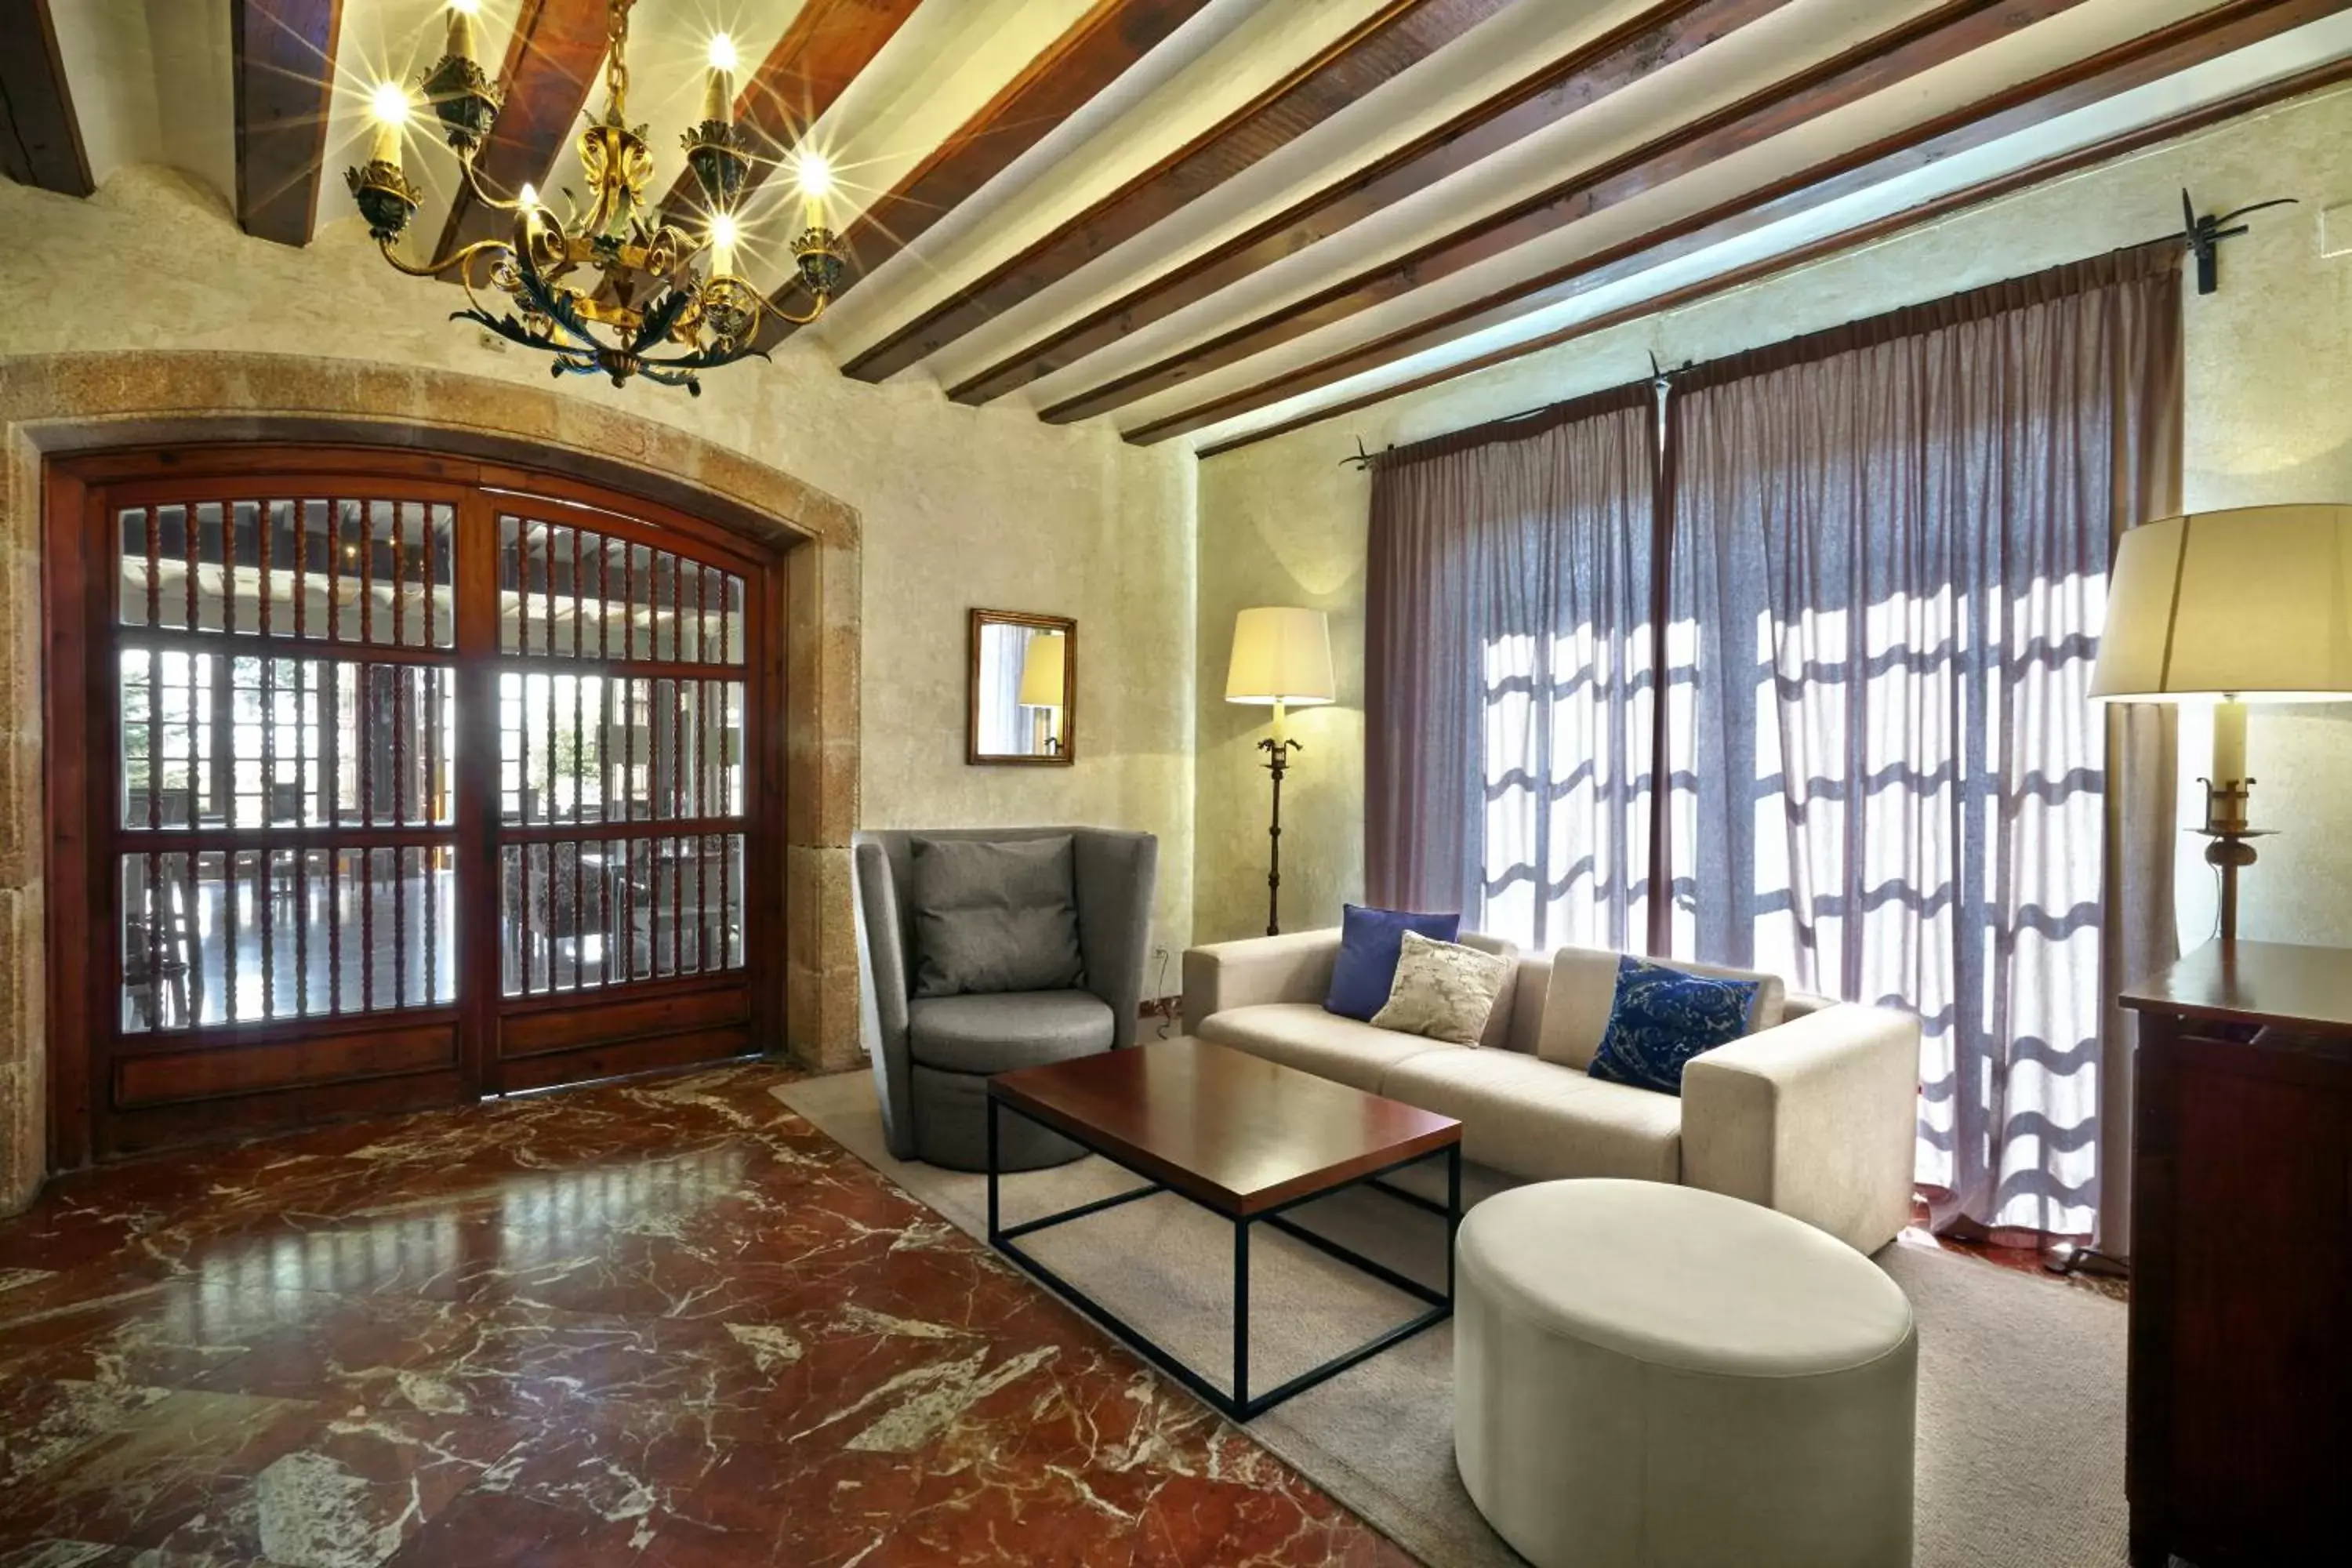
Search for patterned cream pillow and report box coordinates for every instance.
[1371,930,1515,1045]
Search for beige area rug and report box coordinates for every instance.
[775,1071,2127,1568]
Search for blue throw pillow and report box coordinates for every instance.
[1325,904,1461,1021]
[1587,956,1761,1096]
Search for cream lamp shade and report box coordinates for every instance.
[1018,631,1066,708]
[1225,607,1337,706]
[2089,505,2352,702]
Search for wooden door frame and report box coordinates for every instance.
[42,441,790,1165]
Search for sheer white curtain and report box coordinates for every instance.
[1665,246,2183,1242]
[1367,392,1657,950]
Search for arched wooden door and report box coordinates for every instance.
[45,448,782,1160]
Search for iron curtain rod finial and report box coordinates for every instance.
[2182,187,2299,296]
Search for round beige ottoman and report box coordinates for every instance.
[1454,1179,1915,1568]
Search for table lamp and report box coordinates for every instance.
[1225,607,1336,935]
[1018,631,1066,754]
[2089,504,2352,940]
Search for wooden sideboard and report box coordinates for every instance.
[2121,940,2352,1568]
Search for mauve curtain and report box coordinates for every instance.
[1367,389,1658,949]
[1666,245,2183,1243]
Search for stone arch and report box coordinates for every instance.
[0,350,863,1208]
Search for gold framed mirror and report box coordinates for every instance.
[968,608,1075,765]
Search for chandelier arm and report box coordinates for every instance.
[756,292,829,329]
[376,234,512,282]
[458,154,529,216]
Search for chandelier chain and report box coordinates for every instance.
[605,0,633,120]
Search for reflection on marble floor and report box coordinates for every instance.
[0,1065,1414,1567]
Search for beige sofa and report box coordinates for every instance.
[1181,929,1919,1254]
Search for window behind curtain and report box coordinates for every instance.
[1664,248,2183,1240]
[1367,391,1657,950]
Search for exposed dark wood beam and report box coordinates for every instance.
[949,0,1792,406]
[0,0,90,195]
[841,0,1525,386]
[758,0,1216,350]
[233,0,343,244]
[1042,0,2092,425]
[1129,0,2349,444]
[1199,54,2352,461]
[652,0,923,235]
[435,0,610,272]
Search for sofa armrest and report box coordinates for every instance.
[1181,930,1342,1028]
[1679,1003,1919,1255]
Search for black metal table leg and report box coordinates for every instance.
[1446,1142,1461,1305]
[986,1093,1000,1243]
[984,1089,1458,1422]
[1234,1216,1251,1413]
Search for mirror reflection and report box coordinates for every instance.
[970,610,1074,765]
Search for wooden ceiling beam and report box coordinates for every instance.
[1196,55,2352,461]
[840,0,1524,386]
[434,0,611,272]
[0,0,90,195]
[1046,0,2092,426]
[651,0,923,236]
[1126,0,2348,444]
[949,0,1792,407]
[758,0,1216,350]
[233,0,343,245]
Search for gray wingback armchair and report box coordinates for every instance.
[853,827,1158,1171]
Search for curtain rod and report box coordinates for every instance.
[1347,219,2239,475]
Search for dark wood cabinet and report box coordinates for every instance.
[2122,940,2352,1568]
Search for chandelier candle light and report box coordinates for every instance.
[347,0,847,394]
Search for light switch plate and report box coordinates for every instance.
[2321,201,2352,259]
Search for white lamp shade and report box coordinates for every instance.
[1225,606,1336,706]
[2091,505,2352,702]
[1018,631,1065,708]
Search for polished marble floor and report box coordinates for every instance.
[0,1065,1414,1567]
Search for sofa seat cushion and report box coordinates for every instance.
[1196,1003,1461,1094]
[907,989,1113,1073]
[1378,1049,1682,1184]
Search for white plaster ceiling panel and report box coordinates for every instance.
[817,0,1388,361]
[1005,0,1969,410]
[1176,9,2352,451]
[1064,0,2245,429]
[917,0,1682,391]
[27,0,2352,443]
[49,0,237,209]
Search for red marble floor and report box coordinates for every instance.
[0,1065,1417,1567]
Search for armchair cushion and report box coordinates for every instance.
[909,835,1085,997]
[907,990,1115,1073]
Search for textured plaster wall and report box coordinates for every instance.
[0,168,1196,952]
[0,168,1196,1203]
[1196,83,2352,950]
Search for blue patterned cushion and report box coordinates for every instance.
[1586,956,1762,1096]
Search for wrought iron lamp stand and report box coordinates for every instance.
[1258,734,1301,937]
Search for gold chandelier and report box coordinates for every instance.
[346,0,844,394]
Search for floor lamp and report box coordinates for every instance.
[1225,607,1336,936]
[2090,504,2352,941]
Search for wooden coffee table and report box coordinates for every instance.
[987,1035,1462,1421]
